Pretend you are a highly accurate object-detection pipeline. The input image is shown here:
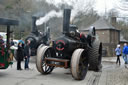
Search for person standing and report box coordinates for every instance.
[24,40,31,70]
[115,44,121,65]
[122,43,128,64]
[0,35,5,56]
[17,42,24,70]
[122,43,127,64]
[0,35,5,47]
[10,38,14,46]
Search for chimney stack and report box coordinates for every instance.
[111,17,116,27]
[32,16,38,34]
[63,9,71,34]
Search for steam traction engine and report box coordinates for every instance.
[25,16,50,56]
[36,9,102,80]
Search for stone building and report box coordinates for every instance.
[80,18,120,57]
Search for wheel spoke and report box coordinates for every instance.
[42,63,45,67]
[45,66,47,71]
[42,48,54,73]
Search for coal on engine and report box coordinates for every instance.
[25,16,50,56]
[36,9,102,80]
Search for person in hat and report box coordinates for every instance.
[115,44,121,65]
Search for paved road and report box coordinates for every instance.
[0,57,128,85]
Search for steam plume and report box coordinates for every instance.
[36,10,62,26]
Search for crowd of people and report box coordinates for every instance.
[115,43,128,66]
[0,34,31,70]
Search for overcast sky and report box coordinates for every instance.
[36,0,128,25]
[95,0,115,14]
[95,0,128,16]
[45,0,128,17]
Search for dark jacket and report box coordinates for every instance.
[10,41,14,46]
[17,45,24,61]
[24,45,30,57]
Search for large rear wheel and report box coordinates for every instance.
[36,46,54,74]
[71,49,88,80]
[88,42,102,71]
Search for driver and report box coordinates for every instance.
[80,32,87,42]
